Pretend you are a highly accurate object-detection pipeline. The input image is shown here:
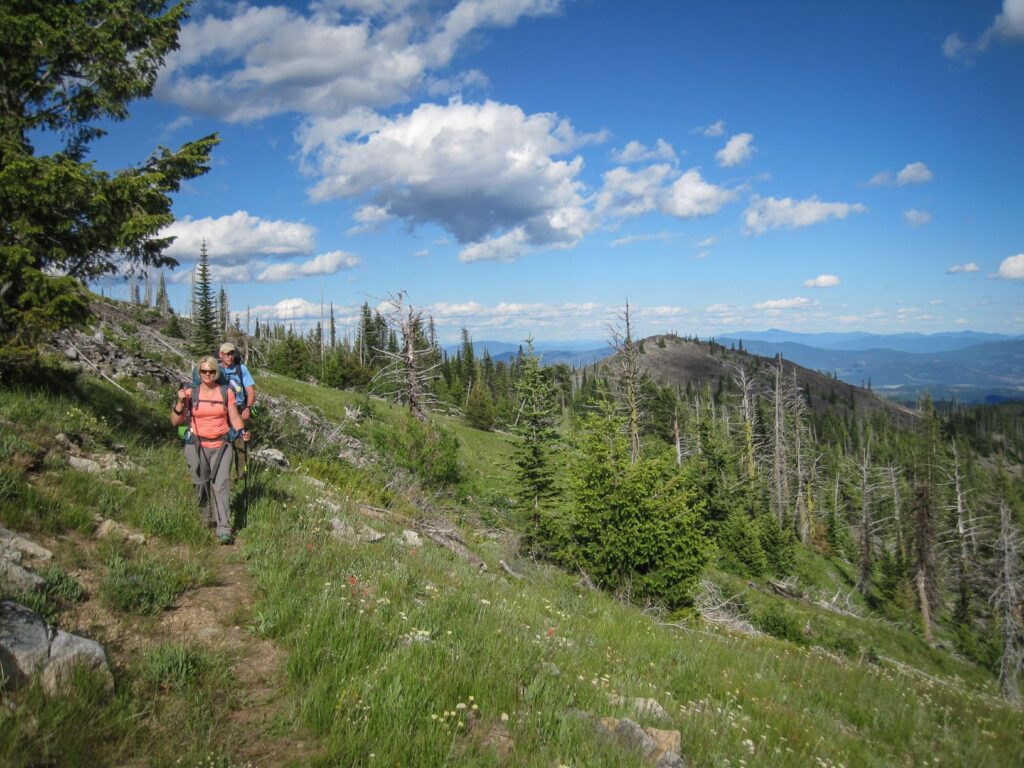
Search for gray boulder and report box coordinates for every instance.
[0,557,46,594]
[0,601,50,689]
[41,630,114,695]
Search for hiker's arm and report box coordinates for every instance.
[228,399,251,440]
[243,384,255,416]
[170,388,188,427]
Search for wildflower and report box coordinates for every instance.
[500,712,509,722]
[480,599,491,605]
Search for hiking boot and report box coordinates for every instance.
[217,533,235,545]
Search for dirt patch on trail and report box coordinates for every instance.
[156,540,321,767]
[51,529,320,767]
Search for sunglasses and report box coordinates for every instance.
[199,369,217,374]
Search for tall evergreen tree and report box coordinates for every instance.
[189,240,218,355]
[514,343,560,516]
[0,1,218,345]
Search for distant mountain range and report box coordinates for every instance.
[443,339,610,367]
[716,329,1022,354]
[716,332,1024,403]
[447,331,1024,403]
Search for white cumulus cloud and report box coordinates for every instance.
[947,262,981,274]
[716,133,755,168]
[299,99,594,262]
[950,0,1024,58]
[612,139,677,164]
[744,195,867,235]
[753,297,819,310]
[869,161,932,186]
[696,119,726,137]
[249,297,327,321]
[662,169,737,218]
[158,0,563,121]
[903,209,932,226]
[896,162,933,185]
[803,274,840,288]
[162,211,317,264]
[257,251,360,282]
[997,253,1024,279]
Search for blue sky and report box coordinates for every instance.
[91,0,1024,343]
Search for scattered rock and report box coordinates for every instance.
[400,530,422,547]
[252,447,289,469]
[68,455,102,474]
[54,432,83,456]
[329,517,385,543]
[41,630,114,695]
[590,713,685,767]
[317,498,342,515]
[0,528,52,561]
[304,476,327,490]
[0,558,46,594]
[94,518,147,545]
[2,602,116,696]
[0,601,51,689]
[610,694,670,721]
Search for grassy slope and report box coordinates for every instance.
[0,366,1021,767]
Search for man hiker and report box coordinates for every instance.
[218,342,255,422]
[218,342,256,482]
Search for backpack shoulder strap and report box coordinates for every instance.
[221,385,229,409]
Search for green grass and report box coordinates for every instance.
[99,548,210,615]
[2,360,1022,767]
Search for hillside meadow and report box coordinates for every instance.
[0,364,1021,767]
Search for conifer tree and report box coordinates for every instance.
[189,240,218,355]
[465,378,496,431]
[514,343,560,515]
[0,1,218,344]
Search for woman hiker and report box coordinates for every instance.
[170,355,251,544]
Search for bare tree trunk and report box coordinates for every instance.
[771,355,789,527]
[609,301,642,464]
[733,363,758,479]
[995,500,1022,701]
[857,437,874,596]
[673,403,682,466]
[952,442,973,626]
[912,482,936,643]
[917,568,934,645]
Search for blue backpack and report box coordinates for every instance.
[219,363,247,408]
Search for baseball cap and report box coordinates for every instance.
[219,342,238,355]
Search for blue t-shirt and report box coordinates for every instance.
[219,363,254,407]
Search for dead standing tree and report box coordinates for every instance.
[370,291,439,421]
[992,499,1023,701]
[607,301,643,464]
[771,355,790,528]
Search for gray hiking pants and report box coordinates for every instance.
[184,442,233,537]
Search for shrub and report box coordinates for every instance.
[753,603,807,645]
[371,416,462,488]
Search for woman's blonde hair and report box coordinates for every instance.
[197,356,221,382]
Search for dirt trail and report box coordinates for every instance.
[156,538,318,767]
